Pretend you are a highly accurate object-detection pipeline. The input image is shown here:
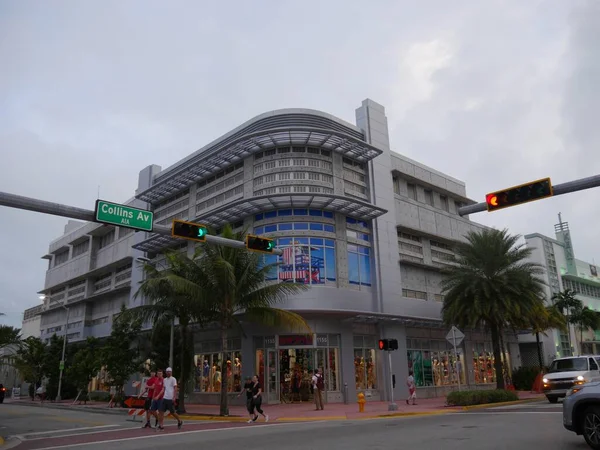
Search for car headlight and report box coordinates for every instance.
[567,386,584,396]
[577,375,585,381]
[543,377,549,383]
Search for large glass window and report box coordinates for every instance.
[472,342,496,384]
[348,244,371,286]
[193,351,242,393]
[353,336,378,391]
[261,237,336,285]
[255,209,334,221]
[255,222,335,235]
[407,339,466,387]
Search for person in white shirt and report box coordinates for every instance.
[159,367,183,430]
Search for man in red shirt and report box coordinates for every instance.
[150,370,165,431]
[139,371,158,429]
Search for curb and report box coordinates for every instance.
[0,436,4,446]
[7,402,128,416]
[460,397,544,411]
[374,409,455,419]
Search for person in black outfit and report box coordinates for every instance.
[248,375,268,423]
[237,377,255,422]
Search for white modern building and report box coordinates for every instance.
[21,304,43,339]
[518,215,600,366]
[34,98,520,403]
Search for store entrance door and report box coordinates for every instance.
[266,349,279,404]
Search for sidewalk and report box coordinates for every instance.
[5,391,544,421]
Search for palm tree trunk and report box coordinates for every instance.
[535,332,544,371]
[177,325,187,414]
[490,324,505,390]
[219,324,229,416]
[499,332,507,387]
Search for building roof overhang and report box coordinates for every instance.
[132,193,388,253]
[136,127,383,204]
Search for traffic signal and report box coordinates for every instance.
[171,219,208,243]
[485,177,553,212]
[485,178,553,212]
[245,234,275,254]
[378,338,398,351]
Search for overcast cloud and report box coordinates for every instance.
[1,0,599,327]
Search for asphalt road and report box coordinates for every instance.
[0,400,588,450]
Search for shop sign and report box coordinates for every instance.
[265,336,276,347]
[278,334,314,346]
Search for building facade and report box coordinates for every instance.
[32,99,522,402]
[127,99,518,404]
[21,304,43,339]
[519,215,600,367]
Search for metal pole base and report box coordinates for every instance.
[388,403,398,411]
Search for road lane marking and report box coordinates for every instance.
[45,417,106,426]
[16,425,121,439]
[461,411,562,415]
[29,422,318,450]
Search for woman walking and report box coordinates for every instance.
[237,377,256,423]
[249,375,268,423]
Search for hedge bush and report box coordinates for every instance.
[511,366,544,391]
[446,389,519,406]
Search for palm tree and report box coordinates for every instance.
[121,252,209,413]
[177,225,311,416]
[0,325,21,349]
[570,306,600,353]
[552,289,581,353]
[127,225,311,416]
[441,228,546,389]
[528,304,567,370]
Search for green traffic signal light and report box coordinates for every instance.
[246,235,275,253]
[171,220,208,243]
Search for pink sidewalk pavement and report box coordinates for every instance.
[7,391,544,420]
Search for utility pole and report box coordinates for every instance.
[41,295,70,401]
[458,174,600,216]
[0,191,283,255]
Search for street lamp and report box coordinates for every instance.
[39,294,70,401]
[135,257,174,368]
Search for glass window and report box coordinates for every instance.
[294,223,309,230]
[278,209,293,216]
[193,352,243,393]
[274,237,336,285]
[472,342,496,384]
[407,340,465,387]
[264,225,277,233]
[348,245,371,286]
[255,213,264,221]
[254,227,264,235]
[324,225,335,233]
[279,223,293,231]
[265,211,277,219]
[294,209,308,215]
[310,223,324,231]
[323,211,334,219]
[354,343,377,391]
[309,209,323,216]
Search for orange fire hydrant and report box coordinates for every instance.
[357,392,366,413]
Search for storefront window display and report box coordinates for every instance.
[193,352,243,393]
[406,339,466,387]
[353,335,378,391]
[259,237,337,285]
[472,342,496,384]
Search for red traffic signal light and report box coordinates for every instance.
[485,177,553,212]
[378,339,388,350]
[171,220,208,243]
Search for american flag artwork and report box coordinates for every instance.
[279,243,325,284]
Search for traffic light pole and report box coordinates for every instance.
[387,351,398,411]
[457,174,600,217]
[0,191,283,255]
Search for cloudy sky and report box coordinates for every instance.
[1,0,599,327]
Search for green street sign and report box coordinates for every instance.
[59,360,64,371]
[95,200,154,232]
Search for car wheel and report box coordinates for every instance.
[582,406,600,450]
[547,396,558,404]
